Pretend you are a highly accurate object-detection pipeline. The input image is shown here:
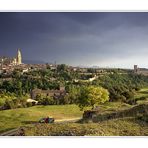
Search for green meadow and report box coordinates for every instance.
[0,104,83,133]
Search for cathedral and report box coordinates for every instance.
[0,49,22,66]
[16,49,22,65]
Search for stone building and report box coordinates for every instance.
[134,65,138,73]
[31,86,66,100]
[134,65,148,76]
[0,49,22,69]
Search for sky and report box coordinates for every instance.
[0,12,148,68]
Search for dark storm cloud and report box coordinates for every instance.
[0,12,148,68]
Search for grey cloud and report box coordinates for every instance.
[1,12,148,68]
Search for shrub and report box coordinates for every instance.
[40,97,54,105]
[32,102,36,106]
[4,100,15,109]
[26,102,32,107]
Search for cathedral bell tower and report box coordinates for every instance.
[16,48,22,65]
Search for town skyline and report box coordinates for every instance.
[0,48,147,69]
[1,12,148,68]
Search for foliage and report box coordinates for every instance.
[39,97,55,105]
[93,73,148,103]
[1,66,148,108]
[77,86,109,110]
[87,68,96,73]
[65,85,80,104]
[57,64,68,72]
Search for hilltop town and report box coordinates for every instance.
[1,50,148,105]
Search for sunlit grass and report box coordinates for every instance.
[24,118,148,136]
[0,102,131,133]
[134,88,148,104]
[0,104,83,133]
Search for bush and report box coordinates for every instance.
[4,100,15,109]
[122,91,134,100]
[20,99,27,108]
[32,102,36,106]
[40,97,54,105]
[26,102,32,107]
[59,95,71,105]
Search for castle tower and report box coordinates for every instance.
[134,65,138,73]
[0,59,3,70]
[16,49,22,65]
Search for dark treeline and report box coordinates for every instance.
[93,72,148,104]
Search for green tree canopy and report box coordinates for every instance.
[77,86,109,110]
[57,64,68,72]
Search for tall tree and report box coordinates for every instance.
[77,86,109,110]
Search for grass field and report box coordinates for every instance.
[0,104,83,133]
[134,88,148,104]
[0,102,132,133]
[1,88,148,135]
[135,88,148,98]
[23,118,148,136]
[22,102,148,136]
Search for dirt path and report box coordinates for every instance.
[55,117,81,123]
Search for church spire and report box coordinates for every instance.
[16,48,22,65]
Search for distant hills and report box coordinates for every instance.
[23,59,46,64]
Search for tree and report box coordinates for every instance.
[57,64,67,72]
[40,97,54,105]
[4,99,15,109]
[65,85,80,104]
[77,86,109,110]
[14,81,23,97]
[87,68,96,73]
[12,70,21,78]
